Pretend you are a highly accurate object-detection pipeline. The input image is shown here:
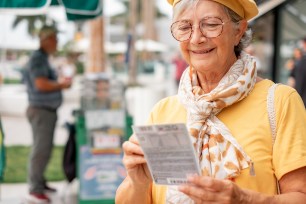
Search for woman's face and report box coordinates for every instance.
[177,0,247,74]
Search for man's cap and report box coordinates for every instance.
[167,0,259,21]
[38,25,58,40]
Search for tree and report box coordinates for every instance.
[111,0,167,84]
[12,15,57,37]
[87,16,106,73]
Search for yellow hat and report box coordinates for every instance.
[167,0,258,20]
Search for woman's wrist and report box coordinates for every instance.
[127,176,151,192]
[241,188,275,204]
[116,177,151,204]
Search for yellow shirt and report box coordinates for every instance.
[146,79,306,203]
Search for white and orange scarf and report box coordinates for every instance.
[166,52,257,204]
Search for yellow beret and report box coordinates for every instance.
[167,0,258,21]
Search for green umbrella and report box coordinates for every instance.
[0,0,102,21]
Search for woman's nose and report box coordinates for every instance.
[190,26,207,44]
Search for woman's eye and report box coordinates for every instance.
[178,25,191,31]
[202,22,220,29]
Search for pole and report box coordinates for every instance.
[128,0,138,85]
[86,0,105,73]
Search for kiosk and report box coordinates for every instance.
[77,74,126,204]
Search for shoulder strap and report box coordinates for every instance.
[267,83,280,194]
[267,83,279,145]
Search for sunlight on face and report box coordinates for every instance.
[42,34,58,54]
[177,0,243,75]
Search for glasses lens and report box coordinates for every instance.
[171,21,192,42]
[199,17,223,38]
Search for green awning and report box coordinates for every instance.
[0,0,102,21]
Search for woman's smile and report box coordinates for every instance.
[190,47,215,54]
[189,47,216,61]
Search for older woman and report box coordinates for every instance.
[116,0,306,203]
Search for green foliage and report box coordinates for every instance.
[3,145,65,183]
[3,78,22,84]
[75,61,84,74]
[12,15,57,37]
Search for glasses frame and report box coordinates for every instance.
[170,16,231,42]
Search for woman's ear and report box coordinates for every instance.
[235,19,248,45]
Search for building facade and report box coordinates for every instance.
[252,0,306,83]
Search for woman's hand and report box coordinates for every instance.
[178,175,249,204]
[122,134,152,186]
[116,134,153,203]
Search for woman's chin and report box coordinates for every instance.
[190,61,214,71]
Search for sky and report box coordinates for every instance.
[0,0,172,50]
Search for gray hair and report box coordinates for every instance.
[172,0,196,21]
[224,7,253,56]
[38,25,57,41]
[172,0,253,56]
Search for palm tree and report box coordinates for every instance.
[12,14,106,74]
[12,15,57,37]
[127,0,138,85]
[87,16,106,73]
[110,0,167,28]
[111,0,167,84]
[141,0,157,61]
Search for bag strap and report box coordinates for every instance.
[267,83,280,194]
[267,83,279,144]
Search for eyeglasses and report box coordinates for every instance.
[171,17,231,42]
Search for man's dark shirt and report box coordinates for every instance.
[23,49,62,110]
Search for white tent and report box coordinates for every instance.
[71,38,169,53]
[135,39,168,52]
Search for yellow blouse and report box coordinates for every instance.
[146,79,306,203]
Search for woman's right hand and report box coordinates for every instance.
[122,134,152,186]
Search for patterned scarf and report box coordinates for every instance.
[166,52,257,204]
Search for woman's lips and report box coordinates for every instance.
[191,48,215,54]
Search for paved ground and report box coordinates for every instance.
[0,85,80,204]
[0,101,79,204]
[0,180,78,204]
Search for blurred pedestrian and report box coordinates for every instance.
[172,52,188,87]
[290,37,306,107]
[286,48,303,71]
[287,47,303,87]
[23,25,72,203]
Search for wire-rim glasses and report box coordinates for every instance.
[171,17,231,42]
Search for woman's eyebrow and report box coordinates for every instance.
[198,16,222,20]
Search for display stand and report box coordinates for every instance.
[76,74,126,204]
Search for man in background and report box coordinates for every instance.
[23,25,71,203]
[290,37,306,108]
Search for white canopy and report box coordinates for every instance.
[71,38,169,53]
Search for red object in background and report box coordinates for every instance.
[173,55,188,84]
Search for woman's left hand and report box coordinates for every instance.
[178,175,248,204]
